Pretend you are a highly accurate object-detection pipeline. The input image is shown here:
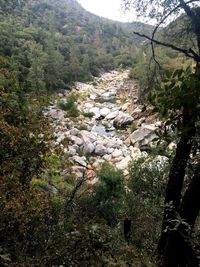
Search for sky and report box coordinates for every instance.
[77,0,137,22]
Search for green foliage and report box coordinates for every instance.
[83,111,94,118]
[130,122,138,132]
[78,124,88,130]
[58,93,80,118]
[127,156,169,255]
[94,162,125,225]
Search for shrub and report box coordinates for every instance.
[67,104,80,118]
[58,93,80,118]
[78,124,88,130]
[94,162,125,225]
[83,111,94,118]
[126,156,169,255]
[130,122,137,132]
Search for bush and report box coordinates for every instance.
[94,162,125,226]
[78,124,88,130]
[126,156,169,255]
[58,93,80,118]
[67,104,80,118]
[130,122,137,132]
[83,111,94,118]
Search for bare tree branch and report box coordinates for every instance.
[134,31,200,62]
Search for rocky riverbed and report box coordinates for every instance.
[44,70,163,181]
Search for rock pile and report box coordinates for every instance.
[45,70,161,179]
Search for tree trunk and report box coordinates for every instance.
[158,105,196,261]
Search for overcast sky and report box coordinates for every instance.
[77,0,137,22]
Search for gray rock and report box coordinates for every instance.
[132,106,142,115]
[116,156,131,170]
[137,117,146,126]
[49,109,65,120]
[89,107,101,119]
[103,154,112,161]
[71,166,86,178]
[95,144,107,156]
[107,147,114,154]
[84,102,94,109]
[112,149,123,158]
[71,136,83,146]
[90,94,96,100]
[72,156,87,167]
[80,130,97,143]
[100,107,110,117]
[68,146,77,156]
[130,124,157,146]
[70,128,80,136]
[113,111,133,128]
[105,110,119,120]
[72,144,79,150]
[82,141,95,153]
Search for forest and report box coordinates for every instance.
[0,0,200,266]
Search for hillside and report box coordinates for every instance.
[0,0,152,94]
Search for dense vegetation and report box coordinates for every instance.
[0,0,152,94]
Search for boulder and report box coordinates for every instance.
[70,128,80,136]
[132,106,142,116]
[95,144,107,156]
[72,156,87,167]
[100,107,110,117]
[68,146,77,156]
[112,149,123,158]
[82,141,95,153]
[79,130,97,143]
[103,154,112,161]
[121,102,129,111]
[71,166,86,179]
[48,109,65,120]
[116,156,131,170]
[130,124,157,146]
[113,111,133,128]
[70,136,83,146]
[105,110,119,120]
[89,107,101,119]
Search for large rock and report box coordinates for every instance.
[121,102,129,111]
[130,146,142,159]
[112,149,123,158]
[71,166,86,179]
[71,136,83,146]
[82,141,95,153]
[116,156,131,170]
[72,156,87,167]
[132,106,143,116]
[113,111,133,128]
[130,124,157,146]
[89,107,101,119]
[75,82,94,91]
[68,146,77,156]
[105,110,119,120]
[95,144,107,156]
[100,107,110,117]
[79,130,97,143]
[103,154,112,161]
[48,109,65,120]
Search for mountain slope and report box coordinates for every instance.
[0,0,152,93]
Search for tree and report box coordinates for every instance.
[27,41,47,94]
[123,0,200,266]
